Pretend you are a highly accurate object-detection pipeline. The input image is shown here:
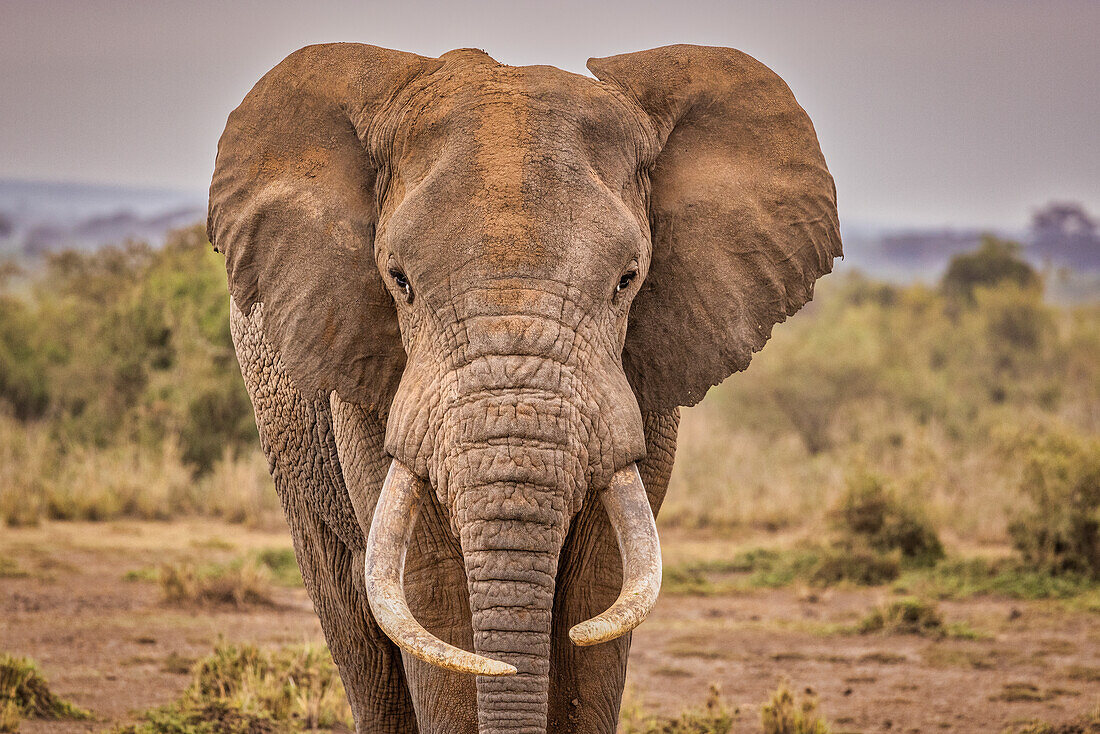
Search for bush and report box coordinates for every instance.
[0,654,90,731]
[941,235,1040,304]
[254,549,302,587]
[1008,433,1100,578]
[0,226,256,474]
[760,680,831,734]
[115,642,351,733]
[808,546,901,586]
[831,472,944,567]
[858,597,944,636]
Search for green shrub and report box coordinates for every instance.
[115,642,351,733]
[831,472,944,567]
[115,701,278,734]
[941,235,1040,304]
[808,545,901,586]
[254,549,302,588]
[858,597,944,636]
[760,680,831,734]
[1,227,256,474]
[0,295,49,421]
[0,654,90,731]
[1008,433,1100,578]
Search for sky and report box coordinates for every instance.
[0,0,1097,229]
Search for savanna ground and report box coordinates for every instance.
[1,230,1099,732]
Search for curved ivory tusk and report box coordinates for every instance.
[569,463,662,647]
[364,459,517,676]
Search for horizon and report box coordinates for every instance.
[1,1,1098,230]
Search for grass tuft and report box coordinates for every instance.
[0,557,28,579]
[760,680,831,734]
[159,561,275,608]
[858,597,944,636]
[0,653,90,732]
[113,642,351,733]
[620,684,736,734]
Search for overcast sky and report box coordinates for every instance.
[1,0,1097,228]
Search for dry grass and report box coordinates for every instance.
[0,416,281,528]
[113,641,352,733]
[619,681,839,734]
[619,684,736,734]
[0,653,90,732]
[665,398,1026,546]
[1002,704,1100,733]
[760,680,831,734]
[158,561,276,608]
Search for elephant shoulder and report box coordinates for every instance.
[230,297,366,549]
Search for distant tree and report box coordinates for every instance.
[940,235,1040,303]
[1033,201,1096,240]
[1030,202,1100,270]
[0,212,12,238]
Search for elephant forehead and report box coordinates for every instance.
[380,66,651,288]
[397,60,651,196]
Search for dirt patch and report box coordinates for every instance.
[2,521,1099,733]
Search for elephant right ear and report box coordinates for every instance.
[588,45,843,412]
[208,44,439,410]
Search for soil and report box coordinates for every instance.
[2,521,1098,733]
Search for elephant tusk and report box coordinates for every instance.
[569,463,662,647]
[364,459,517,677]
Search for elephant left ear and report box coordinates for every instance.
[588,45,843,412]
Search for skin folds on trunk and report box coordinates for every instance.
[444,395,577,734]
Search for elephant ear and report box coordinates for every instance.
[208,43,439,410]
[588,44,842,411]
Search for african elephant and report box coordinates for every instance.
[208,42,840,734]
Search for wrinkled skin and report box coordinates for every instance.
[211,44,841,733]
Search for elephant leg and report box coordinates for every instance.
[548,409,679,732]
[283,492,419,733]
[230,299,417,733]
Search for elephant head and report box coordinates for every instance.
[209,43,840,732]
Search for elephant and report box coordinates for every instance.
[208,42,841,734]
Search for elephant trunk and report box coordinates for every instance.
[459,481,562,733]
[442,390,579,734]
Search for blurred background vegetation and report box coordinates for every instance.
[0,225,1098,580]
[0,225,272,526]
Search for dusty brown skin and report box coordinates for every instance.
[209,43,841,734]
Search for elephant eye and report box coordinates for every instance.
[616,270,637,294]
[389,268,413,304]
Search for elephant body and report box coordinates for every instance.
[211,43,841,733]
